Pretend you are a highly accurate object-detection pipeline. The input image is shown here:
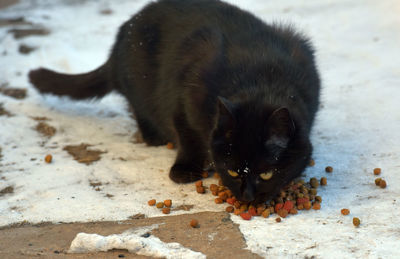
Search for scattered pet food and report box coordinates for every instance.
[325,166,333,173]
[353,217,361,227]
[190,219,199,228]
[164,199,172,207]
[375,178,382,186]
[320,177,327,186]
[275,217,281,223]
[156,202,164,208]
[166,142,174,149]
[379,179,387,188]
[373,168,381,175]
[44,154,52,163]
[162,207,170,214]
[341,208,350,215]
[148,199,156,206]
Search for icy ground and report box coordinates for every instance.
[1,0,400,258]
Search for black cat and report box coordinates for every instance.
[29,0,320,204]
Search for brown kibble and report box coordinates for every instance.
[289,208,298,215]
[196,186,205,194]
[215,197,223,204]
[256,206,265,216]
[164,199,172,207]
[45,154,52,163]
[373,168,381,175]
[379,179,387,188]
[310,177,319,188]
[234,209,241,215]
[195,180,203,187]
[341,208,350,215]
[275,217,281,223]
[277,209,288,218]
[226,206,234,213]
[353,217,361,227]
[320,177,327,186]
[202,171,209,178]
[312,202,321,210]
[211,190,219,196]
[297,204,304,210]
[234,201,241,209]
[218,179,223,186]
[315,196,322,203]
[309,159,315,166]
[156,202,164,208]
[218,191,228,201]
[325,166,333,173]
[375,178,382,186]
[190,219,199,228]
[148,199,156,206]
[262,209,270,218]
[162,207,170,214]
[166,142,174,149]
[210,184,218,192]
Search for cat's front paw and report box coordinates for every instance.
[169,163,203,183]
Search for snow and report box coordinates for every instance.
[1,0,400,258]
[69,224,206,259]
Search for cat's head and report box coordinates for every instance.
[210,97,312,204]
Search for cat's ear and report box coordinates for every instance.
[265,107,295,148]
[217,96,235,131]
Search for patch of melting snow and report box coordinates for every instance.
[68,224,206,259]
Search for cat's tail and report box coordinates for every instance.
[28,62,113,100]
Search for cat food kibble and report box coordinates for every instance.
[162,207,170,214]
[379,179,387,188]
[164,199,172,207]
[190,219,199,228]
[148,199,156,206]
[375,178,381,186]
[275,217,281,223]
[373,168,381,175]
[240,212,252,220]
[312,202,321,210]
[277,209,288,218]
[195,180,203,187]
[166,142,174,149]
[325,166,333,173]
[45,154,52,163]
[320,177,327,186]
[353,217,361,227]
[215,197,223,204]
[341,208,350,215]
[226,206,234,213]
[262,209,270,218]
[310,177,319,188]
[196,186,205,194]
[156,202,164,208]
[202,171,209,178]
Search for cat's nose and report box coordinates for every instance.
[242,188,255,202]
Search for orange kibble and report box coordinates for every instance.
[341,208,350,215]
[248,207,257,216]
[240,212,252,220]
[156,202,164,208]
[256,207,265,216]
[275,217,282,223]
[166,142,174,149]
[289,208,298,215]
[262,209,270,218]
[225,206,234,213]
[304,201,312,210]
[312,202,321,210]
[211,190,218,196]
[164,199,172,207]
[375,178,382,186]
[45,154,52,163]
[277,209,288,218]
[320,177,327,186]
[148,199,156,206]
[234,201,241,209]
[196,186,205,194]
[190,219,199,228]
[195,180,203,187]
[162,207,170,214]
[297,204,304,210]
[215,197,223,204]
[379,179,387,188]
[373,168,381,175]
[233,209,241,215]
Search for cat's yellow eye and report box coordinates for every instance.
[228,169,239,177]
[260,171,273,180]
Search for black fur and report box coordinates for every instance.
[29,0,320,203]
